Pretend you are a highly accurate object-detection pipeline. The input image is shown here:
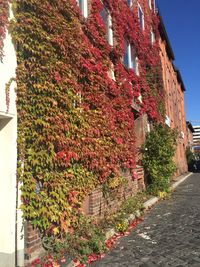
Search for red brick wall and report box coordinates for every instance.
[25,165,145,265]
[83,166,145,217]
[159,37,188,177]
[24,223,45,266]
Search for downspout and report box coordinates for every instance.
[15,180,18,267]
[15,178,25,267]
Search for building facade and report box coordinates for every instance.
[158,15,188,176]
[186,121,194,151]
[0,0,188,265]
[193,125,200,146]
[0,7,24,267]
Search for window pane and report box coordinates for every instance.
[138,7,144,29]
[77,0,87,17]
[150,31,155,44]
[123,41,129,68]
[147,0,152,8]
[100,7,113,45]
[100,7,108,25]
[131,47,136,71]
[131,55,136,71]
[127,0,132,6]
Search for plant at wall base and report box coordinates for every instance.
[41,215,106,264]
[142,124,177,195]
[115,218,129,233]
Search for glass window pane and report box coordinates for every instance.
[100,8,108,25]
[131,47,136,71]
[123,41,129,68]
[127,0,132,6]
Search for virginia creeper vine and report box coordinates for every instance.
[0,0,10,61]
[7,0,165,236]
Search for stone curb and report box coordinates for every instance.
[143,172,193,210]
[170,172,193,190]
[66,172,193,267]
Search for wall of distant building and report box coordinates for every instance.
[158,16,188,175]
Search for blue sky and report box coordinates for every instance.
[157,0,200,125]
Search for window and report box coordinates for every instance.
[147,0,152,9]
[108,63,116,80]
[153,0,156,12]
[127,0,132,7]
[76,0,88,18]
[100,7,113,46]
[150,29,155,44]
[123,40,139,75]
[123,40,130,68]
[147,122,151,132]
[138,4,144,30]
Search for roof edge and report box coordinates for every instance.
[158,11,175,61]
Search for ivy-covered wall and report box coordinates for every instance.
[9,0,165,237]
[0,0,168,264]
[0,0,9,61]
[0,2,20,267]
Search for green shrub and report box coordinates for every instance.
[186,147,195,171]
[142,124,177,195]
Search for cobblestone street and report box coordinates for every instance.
[91,173,200,267]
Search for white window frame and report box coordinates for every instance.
[123,40,139,75]
[108,63,116,81]
[107,13,113,46]
[150,29,155,44]
[147,122,151,132]
[165,115,171,127]
[147,0,152,9]
[76,0,88,18]
[153,0,156,12]
[138,94,142,103]
[138,4,145,30]
[100,6,113,46]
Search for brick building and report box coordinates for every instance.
[0,1,155,265]
[158,15,188,176]
[186,121,194,152]
[0,1,188,266]
[193,125,200,146]
[192,125,200,157]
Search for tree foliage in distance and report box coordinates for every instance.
[142,124,177,194]
[186,147,195,172]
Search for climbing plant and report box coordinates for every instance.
[0,0,10,61]
[142,124,177,194]
[9,0,165,237]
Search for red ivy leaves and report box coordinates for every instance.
[13,0,165,236]
[0,0,9,61]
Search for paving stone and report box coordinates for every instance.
[90,174,200,266]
